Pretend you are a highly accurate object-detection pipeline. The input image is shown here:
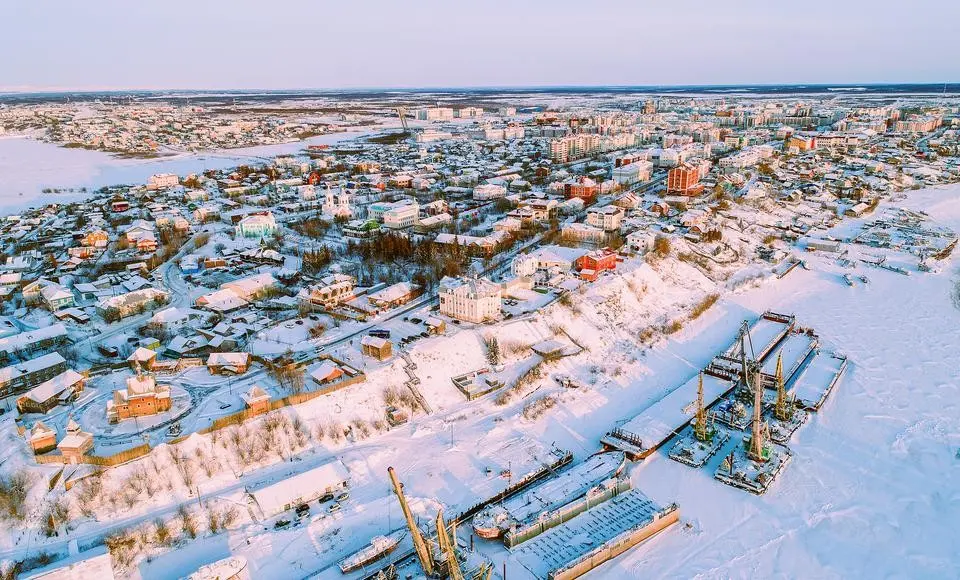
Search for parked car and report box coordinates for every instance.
[328,502,341,513]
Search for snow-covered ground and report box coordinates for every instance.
[11,185,960,579]
[594,185,960,579]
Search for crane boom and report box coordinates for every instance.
[387,467,434,577]
[435,509,464,580]
[395,107,410,133]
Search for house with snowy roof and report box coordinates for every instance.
[16,369,85,415]
[207,352,250,375]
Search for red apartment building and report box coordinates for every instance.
[666,165,704,196]
[564,177,599,200]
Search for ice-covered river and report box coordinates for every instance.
[0,130,370,214]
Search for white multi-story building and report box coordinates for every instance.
[718,149,761,171]
[382,200,420,230]
[234,212,278,238]
[586,206,624,232]
[147,173,179,190]
[511,253,539,278]
[415,129,453,143]
[456,107,484,118]
[612,160,653,185]
[473,184,507,201]
[438,277,501,323]
[561,222,606,244]
[548,134,601,163]
[416,107,455,121]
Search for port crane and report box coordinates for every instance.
[388,467,492,580]
[395,107,410,133]
[388,466,434,577]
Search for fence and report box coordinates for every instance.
[34,444,153,468]
[204,373,366,433]
[30,356,365,469]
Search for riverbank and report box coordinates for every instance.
[0,130,371,214]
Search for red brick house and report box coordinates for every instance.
[575,248,618,281]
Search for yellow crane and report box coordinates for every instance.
[773,353,794,421]
[435,508,464,580]
[387,466,434,577]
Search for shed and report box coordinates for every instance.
[248,459,349,517]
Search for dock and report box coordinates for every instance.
[600,372,732,460]
[789,351,848,411]
[760,331,818,386]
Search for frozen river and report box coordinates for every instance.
[0,130,370,214]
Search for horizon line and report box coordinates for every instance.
[1,81,959,96]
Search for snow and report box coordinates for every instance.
[474,451,624,534]
[0,132,369,214]
[5,178,960,579]
[790,351,847,410]
[725,315,792,361]
[595,185,960,579]
[511,488,670,578]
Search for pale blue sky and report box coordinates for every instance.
[3,0,958,90]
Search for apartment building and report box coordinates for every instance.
[612,160,653,185]
[0,323,69,365]
[549,134,601,162]
[296,274,356,309]
[147,173,179,190]
[666,165,704,196]
[438,277,502,324]
[0,352,69,399]
[382,201,420,229]
[416,107,455,121]
[586,206,624,232]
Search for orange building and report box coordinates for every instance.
[564,177,599,200]
[106,364,171,423]
[242,385,271,415]
[667,165,703,196]
[28,421,57,454]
